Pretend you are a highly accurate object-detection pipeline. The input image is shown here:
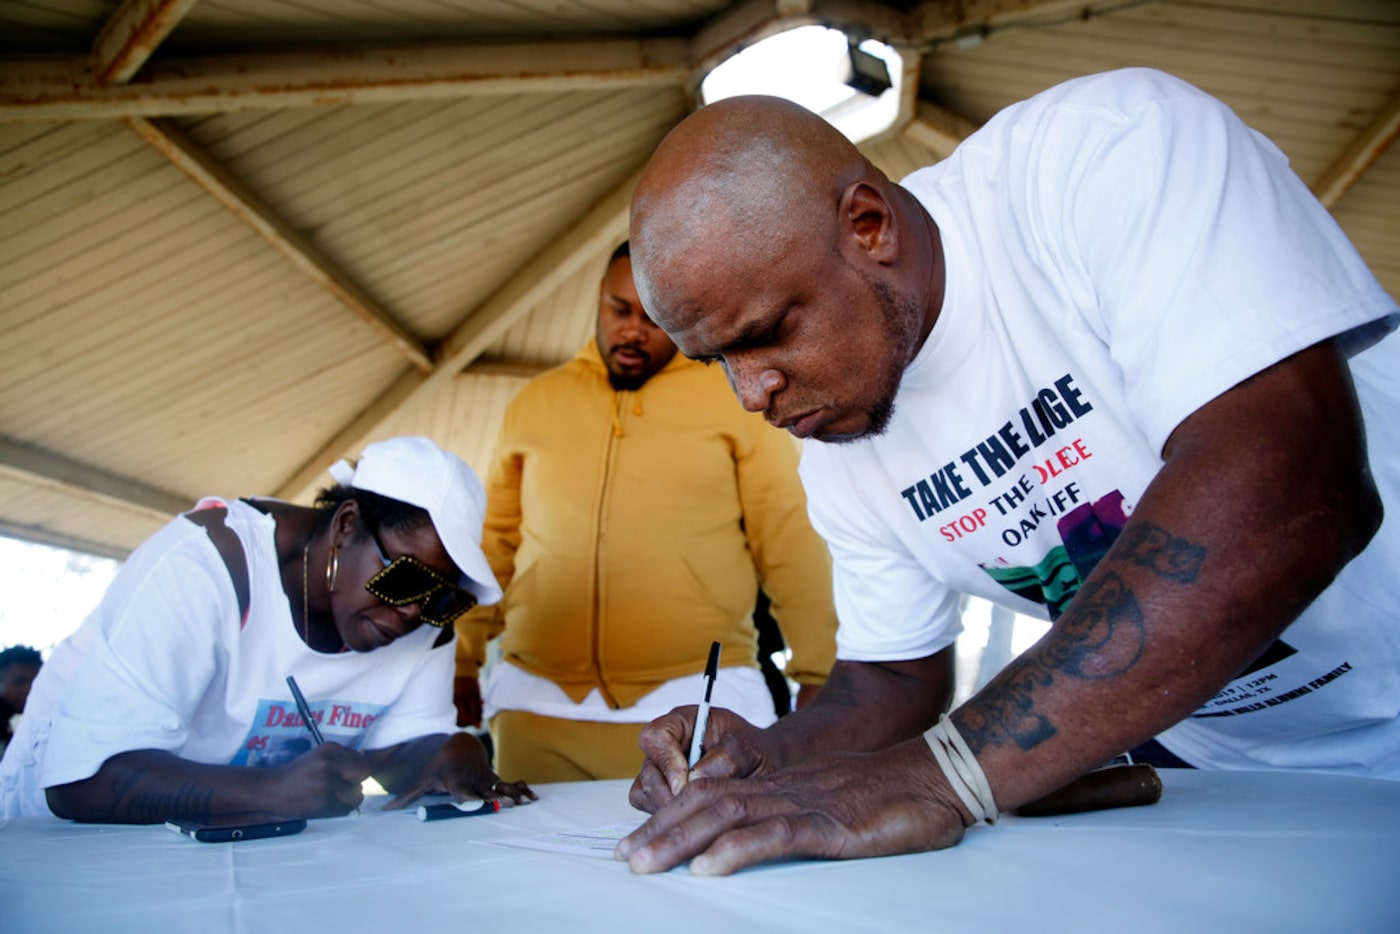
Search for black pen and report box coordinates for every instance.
[688,642,722,768]
[286,675,324,746]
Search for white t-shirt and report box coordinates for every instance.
[800,68,1400,778]
[0,498,457,818]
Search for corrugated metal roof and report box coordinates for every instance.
[1,0,1396,558]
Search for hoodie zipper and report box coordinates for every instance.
[590,387,630,708]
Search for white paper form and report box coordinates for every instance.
[490,822,645,859]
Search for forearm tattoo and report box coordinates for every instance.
[91,769,215,824]
[1115,523,1205,583]
[960,520,1204,754]
[1040,573,1145,681]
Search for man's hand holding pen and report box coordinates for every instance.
[629,706,781,808]
[630,642,792,809]
[621,702,1164,875]
[620,736,969,876]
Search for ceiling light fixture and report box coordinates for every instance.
[699,25,903,143]
[842,40,893,97]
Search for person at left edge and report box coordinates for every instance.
[0,436,536,822]
[0,645,42,759]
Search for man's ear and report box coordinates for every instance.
[841,181,897,265]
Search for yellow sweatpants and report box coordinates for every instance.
[489,709,647,783]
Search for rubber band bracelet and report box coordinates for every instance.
[923,713,999,825]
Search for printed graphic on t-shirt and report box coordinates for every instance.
[890,368,1362,721]
[1191,640,1354,718]
[982,490,1129,619]
[231,698,389,767]
[896,373,1096,531]
[894,370,1112,618]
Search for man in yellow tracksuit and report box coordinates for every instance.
[454,242,838,781]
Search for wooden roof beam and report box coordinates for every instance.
[126,116,433,371]
[0,436,189,521]
[909,0,1112,43]
[1312,84,1400,210]
[429,169,637,378]
[93,0,202,85]
[902,98,980,158]
[0,519,134,562]
[274,168,639,502]
[273,368,431,504]
[0,38,691,123]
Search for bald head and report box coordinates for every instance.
[627,95,941,443]
[631,96,879,324]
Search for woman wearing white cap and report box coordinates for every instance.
[0,437,535,823]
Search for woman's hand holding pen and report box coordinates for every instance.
[629,706,781,813]
[272,743,371,818]
[274,675,366,817]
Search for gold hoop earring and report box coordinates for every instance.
[326,544,339,593]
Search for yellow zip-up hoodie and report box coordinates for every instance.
[456,339,837,708]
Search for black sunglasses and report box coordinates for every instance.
[364,526,477,628]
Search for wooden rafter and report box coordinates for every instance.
[706,0,1096,51]
[125,117,433,371]
[0,436,188,522]
[431,169,640,376]
[93,0,202,85]
[909,0,1110,41]
[3,1,1098,124]
[1312,85,1400,210]
[274,168,641,502]
[0,519,134,562]
[0,38,691,123]
[273,369,431,505]
[902,98,980,158]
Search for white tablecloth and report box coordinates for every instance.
[2,770,1397,932]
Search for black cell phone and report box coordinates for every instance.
[165,817,307,843]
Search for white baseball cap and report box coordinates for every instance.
[328,436,502,605]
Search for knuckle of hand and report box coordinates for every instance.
[674,777,706,806]
[711,792,748,823]
[770,814,806,848]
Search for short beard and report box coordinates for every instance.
[608,370,649,392]
[833,275,920,443]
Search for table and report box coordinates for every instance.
[2,770,1397,932]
